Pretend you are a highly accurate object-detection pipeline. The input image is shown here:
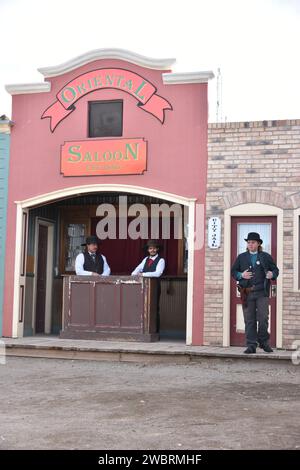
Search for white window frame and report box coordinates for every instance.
[293,209,300,292]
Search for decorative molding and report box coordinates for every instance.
[5,53,214,95]
[38,48,177,77]
[15,184,196,208]
[293,208,300,292]
[219,189,291,210]
[163,71,214,85]
[5,82,51,95]
[186,200,195,345]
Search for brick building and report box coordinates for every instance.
[205,120,300,349]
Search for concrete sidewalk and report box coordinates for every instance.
[2,336,293,364]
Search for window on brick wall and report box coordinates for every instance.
[88,100,123,138]
[293,211,300,292]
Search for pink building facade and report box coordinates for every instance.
[3,49,213,344]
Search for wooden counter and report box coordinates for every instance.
[60,275,159,342]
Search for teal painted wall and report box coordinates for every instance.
[0,133,10,337]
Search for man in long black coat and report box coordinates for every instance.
[231,232,279,354]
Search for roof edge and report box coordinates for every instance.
[38,48,176,77]
[5,82,51,95]
[163,71,214,85]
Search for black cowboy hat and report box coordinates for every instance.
[81,235,99,246]
[244,232,263,244]
[144,239,162,249]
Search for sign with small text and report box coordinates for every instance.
[42,68,172,132]
[61,138,147,176]
[208,217,221,249]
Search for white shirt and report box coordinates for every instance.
[131,255,165,278]
[75,252,111,276]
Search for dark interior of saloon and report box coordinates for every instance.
[23,193,188,341]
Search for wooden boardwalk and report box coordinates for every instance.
[2,336,293,364]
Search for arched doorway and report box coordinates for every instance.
[13,185,195,343]
[223,203,283,348]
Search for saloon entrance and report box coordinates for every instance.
[22,191,188,341]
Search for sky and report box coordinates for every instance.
[0,0,300,123]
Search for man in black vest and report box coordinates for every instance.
[231,232,279,354]
[131,240,165,333]
[131,240,165,278]
[75,235,111,276]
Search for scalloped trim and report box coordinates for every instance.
[38,48,176,77]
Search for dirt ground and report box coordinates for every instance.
[0,356,299,450]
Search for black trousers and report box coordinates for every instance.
[242,292,270,347]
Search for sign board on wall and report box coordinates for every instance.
[208,217,221,249]
[61,138,147,176]
[42,68,172,132]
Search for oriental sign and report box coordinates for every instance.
[42,68,172,132]
[61,138,147,176]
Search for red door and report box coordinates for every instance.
[230,217,277,346]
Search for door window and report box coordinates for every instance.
[65,223,87,272]
[237,223,272,254]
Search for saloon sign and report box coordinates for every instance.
[61,138,147,176]
[42,68,172,131]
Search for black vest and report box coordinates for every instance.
[234,252,268,291]
[83,252,104,275]
[142,256,161,273]
[248,255,266,291]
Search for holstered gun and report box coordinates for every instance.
[237,286,254,305]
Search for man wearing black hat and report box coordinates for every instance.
[231,232,279,354]
[75,235,111,276]
[131,240,165,334]
[131,240,165,278]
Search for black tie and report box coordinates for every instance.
[91,253,96,263]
